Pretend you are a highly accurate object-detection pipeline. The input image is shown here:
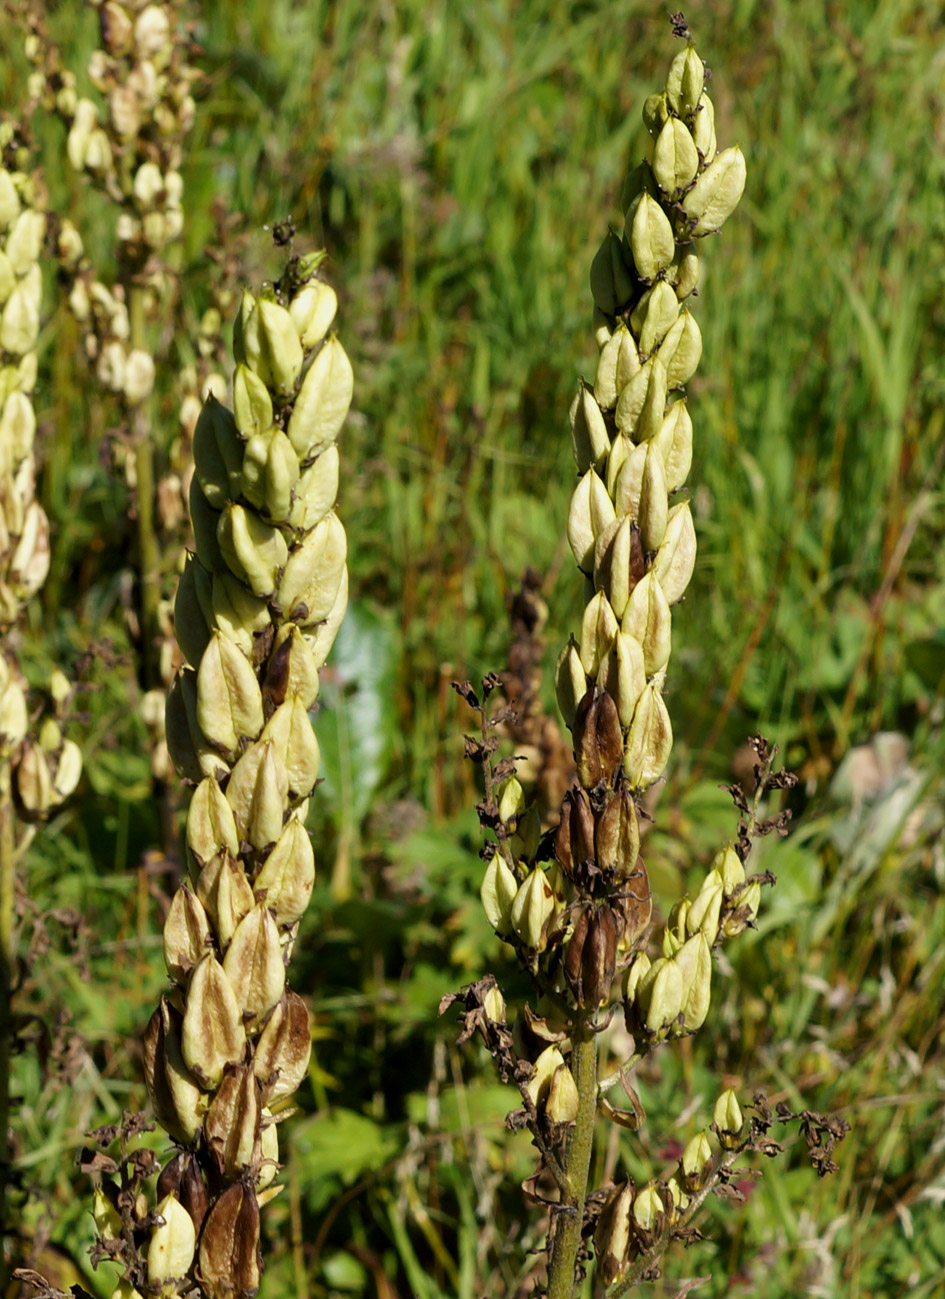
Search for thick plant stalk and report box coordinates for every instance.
[448,35,769,1298]
[86,253,352,1299]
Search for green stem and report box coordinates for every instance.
[547,1025,598,1299]
[0,760,16,1283]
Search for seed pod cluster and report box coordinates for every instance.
[137,254,351,1297]
[0,130,82,817]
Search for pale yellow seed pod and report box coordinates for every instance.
[259,696,320,798]
[554,639,587,730]
[673,931,712,1032]
[682,146,747,237]
[632,281,679,356]
[692,95,717,163]
[147,1194,196,1295]
[164,885,212,984]
[525,1044,565,1109]
[567,468,615,572]
[665,46,705,114]
[195,631,265,757]
[223,903,287,1025]
[480,853,518,937]
[123,347,156,404]
[546,1062,580,1123]
[253,817,315,926]
[569,381,610,474]
[654,400,693,492]
[510,867,555,951]
[306,565,348,668]
[187,775,240,864]
[5,209,45,276]
[289,279,337,348]
[623,675,672,789]
[673,248,700,301]
[217,502,288,598]
[615,356,667,442]
[627,193,675,283]
[657,309,703,388]
[241,425,300,523]
[622,572,671,675]
[287,336,353,460]
[579,589,619,678]
[226,739,289,850]
[597,630,646,729]
[181,956,246,1087]
[196,852,254,948]
[256,298,304,395]
[0,281,40,354]
[211,570,271,657]
[686,869,724,945]
[652,117,700,194]
[637,441,669,552]
[278,512,347,625]
[681,1131,713,1191]
[637,955,684,1035]
[288,445,340,531]
[632,1184,665,1235]
[593,515,633,620]
[595,321,639,412]
[714,1087,744,1146]
[622,950,651,1004]
[605,431,630,498]
[233,362,274,440]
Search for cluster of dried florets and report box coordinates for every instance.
[88,254,352,1299]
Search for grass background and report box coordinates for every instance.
[3,0,945,1295]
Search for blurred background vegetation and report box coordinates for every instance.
[3,0,945,1295]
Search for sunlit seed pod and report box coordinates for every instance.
[181,954,247,1088]
[657,309,702,389]
[691,94,717,162]
[682,146,747,236]
[594,1181,634,1286]
[289,279,337,348]
[226,739,289,850]
[622,572,671,675]
[554,639,587,731]
[288,444,340,531]
[594,789,640,877]
[259,696,319,798]
[681,1131,713,1192]
[253,817,315,926]
[497,776,525,827]
[641,91,669,137]
[482,985,506,1024]
[241,425,299,523]
[631,281,679,357]
[257,1111,279,1189]
[714,843,746,895]
[545,1062,580,1124]
[0,254,15,311]
[306,564,348,668]
[286,336,354,460]
[193,397,244,510]
[480,852,518,938]
[0,169,20,228]
[278,512,347,624]
[632,1184,665,1241]
[254,990,312,1102]
[593,306,613,350]
[255,298,304,395]
[637,955,684,1036]
[589,229,635,317]
[615,356,668,442]
[0,280,40,354]
[232,362,274,441]
[623,676,673,790]
[204,1064,259,1180]
[626,193,675,284]
[187,776,240,865]
[598,630,646,729]
[9,499,50,599]
[579,589,619,678]
[134,4,172,61]
[653,117,700,195]
[663,898,690,956]
[595,321,639,413]
[573,688,624,789]
[147,1193,196,1294]
[605,431,630,499]
[164,884,212,984]
[673,247,700,301]
[196,851,254,949]
[92,1186,122,1240]
[265,624,320,711]
[637,442,669,552]
[510,867,556,952]
[210,569,270,657]
[714,1087,744,1147]
[14,740,53,816]
[567,469,615,572]
[217,502,288,598]
[196,631,265,758]
[686,869,724,945]
[673,931,712,1032]
[0,677,27,750]
[569,381,610,474]
[593,515,633,620]
[144,1003,208,1145]
[173,554,213,667]
[665,1174,690,1218]
[525,1043,566,1109]
[665,46,705,116]
[197,1182,261,1299]
[654,400,693,493]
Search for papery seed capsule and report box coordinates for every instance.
[259,696,320,798]
[483,985,506,1023]
[510,867,555,951]
[681,1131,713,1192]
[592,518,629,620]
[147,1193,196,1295]
[579,590,619,678]
[196,851,254,948]
[193,397,244,510]
[288,444,340,531]
[605,432,630,499]
[569,381,610,474]
[636,955,683,1036]
[623,950,651,1006]
[597,630,646,729]
[197,1183,261,1299]
[657,309,702,388]
[0,390,36,463]
[692,95,717,163]
[480,852,517,937]
[257,1111,280,1189]
[594,1181,634,1286]
[158,1152,209,1239]
[627,194,675,284]
[632,281,680,356]
[254,990,312,1102]
[554,639,586,731]
[497,776,525,827]
[653,118,700,195]
[589,229,635,317]
[217,502,288,598]
[666,46,705,115]
[187,776,240,865]
[287,336,353,460]
[595,321,639,412]
[637,442,669,552]
[181,955,246,1088]
[204,1064,259,1179]
[306,564,348,667]
[14,740,52,816]
[164,885,211,984]
[623,676,672,790]
[654,400,693,493]
[92,1186,122,1240]
[0,677,28,749]
[714,1087,744,1148]
[254,817,315,926]
[615,357,668,442]
[682,146,747,237]
[525,1043,565,1109]
[622,573,671,676]
[567,468,615,572]
[232,362,274,440]
[594,790,640,878]
[289,279,337,348]
[663,898,691,955]
[572,688,623,789]
[673,932,712,1032]
[211,570,271,657]
[673,247,700,301]
[545,1062,580,1123]
[226,739,289,850]
[242,425,300,523]
[144,1002,209,1144]
[9,500,51,601]
[686,869,724,945]
[631,1184,665,1242]
[264,624,320,711]
[52,738,82,801]
[5,209,45,276]
[641,91,669,137]
[255,298,304,395]
[196,631,265,757]
[278,512,347,624]
[715,843,746,895]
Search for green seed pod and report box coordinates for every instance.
[594,1181,634,1286]
[593,306,613,351]
[665,47,705,117]
[217,502,288,598]
[253,817,315,926]
[187,776,240,865]
[181,954,247,1088]
[691,95,717,163]
[196,631,265,758]
[232,362,274,440]
[254,990,312,1102]
[595,321,640,412]
[657,309,702,388]
[619,161,658,213]
[631,281,679,356]
[545,1062,580,1123]
[686,868,724,945]
[211,570,271,657]
[148,1193,196,1295]
[593,515,633,620]
[682,146,747,236]
[569,380,610,474]
[164,884,212,984]
[0,390,36,463]
[256,298,304,395]
[622,950,651,1005]
[673,931,712,1032]
[632,1184,665,1239]
[197,1183,261,1299]
[306,565,348,667]
[288,444,340,531]
[605,431,631,498]
[525,1043,566,1109]
[0,169,20,228]
[480,852,518,937]
[259,696,320,798]
[653,118,700,195]
[636,955,684,1036]
[637,441,669,552]
[554,639,587,731]
[673,247,700,300]
[189,476,227,573]
[286,336,354,460]
[14,739,53,816]
[510,867,555,952]
[241,425,300,523]
[195,852,254,950]
[497,776,525,827]
[222,903,287,1026]
[265,624,320,711]
[289,278,337,348]
[627,193,675,284]
[174,554,214,667]
[615,356,668,441]
[52,737,82,801]
[714,1086,744,1148]
[589,229,635,317]
[654,400,693,492]
[193,396,244,510]
[204,1064,259,1181]
[598,630,646,729]
[579,589,619,678]
[622,572,671,675]
[567,469,615,572]
[641,91,669,137]
[226,739,289,850]
[681,1131,713,1192]
[623,676,673,789]
[278,512,347,624]
[715,843,746,895]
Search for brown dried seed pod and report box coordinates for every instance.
[197,1182,261,1299]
